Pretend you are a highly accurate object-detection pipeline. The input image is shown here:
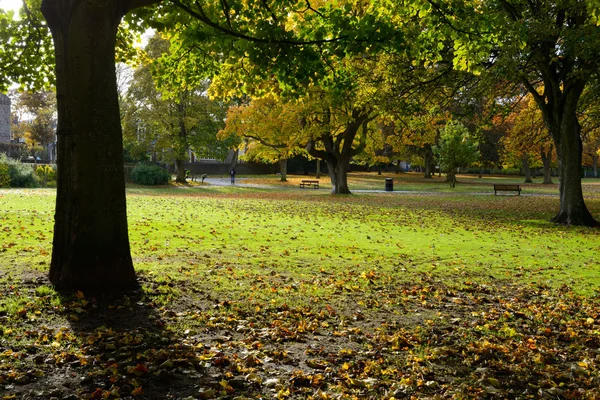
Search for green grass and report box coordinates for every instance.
[122,190,600,295]
[1,175,600,399]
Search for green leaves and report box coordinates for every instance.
[433,120,480,186]
[0,3,54,91]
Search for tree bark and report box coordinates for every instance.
[175,158,186,183]
[175,102,188,183]
[521,155,533,183]
[423,148,433,179]
[315,159,321,179]
[523,58,598,225]
[547,91,598,226]
[306,109,373,194]
[42,0,141,290]
[279,158,287,181]
[229,148,239,170]
[324,156,351,194]
[447,170,456,188]
[540,147,553,185]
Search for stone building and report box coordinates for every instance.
[0,93,10,144]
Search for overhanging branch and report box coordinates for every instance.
[171,0,347,45]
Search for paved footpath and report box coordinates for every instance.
[188,178,558,197]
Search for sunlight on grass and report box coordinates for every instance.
[2,182,600,398]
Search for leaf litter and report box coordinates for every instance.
[1,188,600,398]
[0,271,600,399]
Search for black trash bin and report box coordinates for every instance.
[385,178,393,192]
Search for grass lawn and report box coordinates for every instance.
[1,173,600,399]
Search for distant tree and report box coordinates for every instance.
[302,92,377,194]
[353,120,397,175]
[219,95,305,181]
[123,34,228,182]
[10,90,56,159]
[580,81,600,178]
[433,121,480,188]
[503,94,555,184]
[212,54,379,194]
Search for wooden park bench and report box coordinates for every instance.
[493,184,522,195]
[300,179,319,189]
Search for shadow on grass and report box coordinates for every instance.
[46,283,215,399]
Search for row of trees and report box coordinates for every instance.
[120,35,234,182]
[1,0,599,290]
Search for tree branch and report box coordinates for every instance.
[426,0,487,36]
[497,0,522,21]
[171,0,346,45]
[127,0,164,13]
[244,134,287,149]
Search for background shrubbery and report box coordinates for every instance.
[130,164,171,185]
[35,164,57,187]
[0,155,39,188]
[0,163,10,187]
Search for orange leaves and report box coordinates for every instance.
[131,386,144,396]
[127,363,149,376]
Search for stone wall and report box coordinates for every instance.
[0,94,10,144]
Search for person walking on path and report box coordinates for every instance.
[230,168,236,184]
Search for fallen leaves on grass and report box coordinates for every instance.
[1,273,600,399]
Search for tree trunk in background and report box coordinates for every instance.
[42,0,139,290]
[306,110,372,194]
[229,148,239,171]
[521,155,533,183]
[175,158,186,183]
[540,148,553,184]
[447,170,456,188]
[593,155,598,178]
[175,102,187,183]
[325,156,351,194]
[423,147,433,178]
[279,159,287,181]
[316,159,321,179]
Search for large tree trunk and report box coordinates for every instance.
[325,157,351,194]
[524,62,598,226]
[306,109,372,195]
[521,155,533,183]
[279,158,287,181]
[42,0,139,290]
[549,97,597,226]
[540,147,553,185]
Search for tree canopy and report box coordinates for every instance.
[2,0,600,290]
